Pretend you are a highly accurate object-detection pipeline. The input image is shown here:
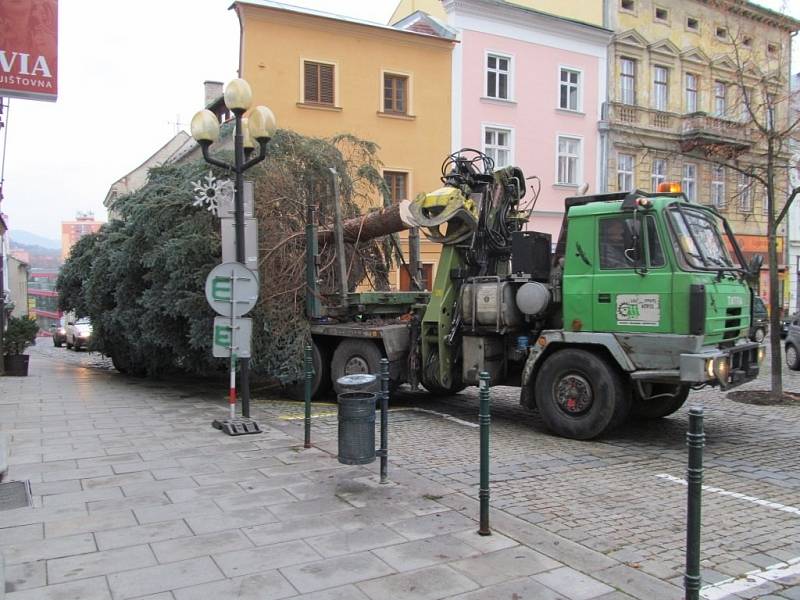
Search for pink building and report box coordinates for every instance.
[440,0,612,239]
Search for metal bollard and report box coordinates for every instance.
[684,407,705,600]
[304,345,312,449]
[379,358,390,484]
[478,371,491,536]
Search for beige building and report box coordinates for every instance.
[602,0,800,303]
[61,213,103,261]
[7,255,29,318]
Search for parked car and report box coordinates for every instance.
[749,297,768,343]
[50,318,67,347]
[785,316,800,370]
[66,318,92,350]
[781,312,799,339]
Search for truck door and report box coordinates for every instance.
[592,215,672,333]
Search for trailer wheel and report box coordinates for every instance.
[286,341,331,400]
[631,384,690,419]
[331,339,383,394]
[535,349,628,440]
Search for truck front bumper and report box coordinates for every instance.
[679,343,763,390]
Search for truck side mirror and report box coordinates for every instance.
[625,217,643,267]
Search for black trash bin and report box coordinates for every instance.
[337,391,377,465]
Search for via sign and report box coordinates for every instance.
[205,262,259,318]
[212,317,252,358]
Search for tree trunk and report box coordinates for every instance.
[766,141,783,398]
[318,204,409,244]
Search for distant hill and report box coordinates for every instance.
[9,230,60,250]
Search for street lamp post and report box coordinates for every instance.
[191,79,275,429]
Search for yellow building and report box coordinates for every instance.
[604,0,800,306]
[233,0,456,291]
[390,0,603,27]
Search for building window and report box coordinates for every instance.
[559,68,581,111]
[682,163,697,201]
[486,53,510,100]
[742,36,753,47]
[303,61,335,105]
[686,17,699,32]
[620,0,635,12]
[653,66,668,111]
[617,153,634,192]
[738,173,752,212]
[400,263,433,291]
[620,58,636,105]
[767,43,778,56]
[715,26,728,40]
[484,126,512,168]
[384,171,408,203]
[383,74,408,114]
[651,159,667,191]
[685,73,698,113]
[654,6,669,22]
[711,165,725,208]
[557,136,581,186]
[713,81,726,117]
[766,93,775,130]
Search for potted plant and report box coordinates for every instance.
[3,316,39,376]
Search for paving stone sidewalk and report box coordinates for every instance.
[0,345,679,600]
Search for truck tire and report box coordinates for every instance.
[421,350,465,396]
[331,339,383,394]
[535,349,629,440]
[631,384,690,419]
[286,341,331,400]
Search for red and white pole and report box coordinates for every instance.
[229,354,237,420]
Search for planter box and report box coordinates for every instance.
[3,354,29,376]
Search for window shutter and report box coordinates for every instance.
[320,64,334,104]
[304,62,318,103]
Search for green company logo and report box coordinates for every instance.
[214,324,232,347]
[212,276,232,302]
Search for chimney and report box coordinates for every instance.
[203,80,224,108]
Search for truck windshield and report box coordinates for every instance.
[667,205,738,271]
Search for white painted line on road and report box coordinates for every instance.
[656,473,800,516]
[700,557,800,599]
[392,407,479,428]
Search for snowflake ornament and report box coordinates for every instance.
[191,171,234,216]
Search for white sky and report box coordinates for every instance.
[1,0,798,241]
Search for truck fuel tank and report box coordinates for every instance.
[461,278,523,330]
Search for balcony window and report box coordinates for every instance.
[685,73,698,113]
[651,159,667,191]
[620,58,636,105]
[486,53,511,100]
[559,68,581,111]
[713,81,727,118]
[682,163,697,202]
[484,126,512,168]
[617,153,634,192]
[653,66,668,111]
[711,165,726,208]
[557,136,582,185]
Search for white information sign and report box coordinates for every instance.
[616,294,661,326]
[221,218,258,272]
[204,262,259,318]
[218,180,254,218]
[212,317,252,358]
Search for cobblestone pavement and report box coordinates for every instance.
[252,348,800,599]
[14,339,800,599]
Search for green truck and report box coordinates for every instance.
[305,149,763,439]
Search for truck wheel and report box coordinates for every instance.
[786,344,800,370]
[286,341,331,400]
[631,384,690,419]
[331,339,383,394]
[421,350,465,396]
[535,349,629,440]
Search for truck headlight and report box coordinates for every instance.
[706,358,714,379]
[713,356,729,382]
[758,347,765,364]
